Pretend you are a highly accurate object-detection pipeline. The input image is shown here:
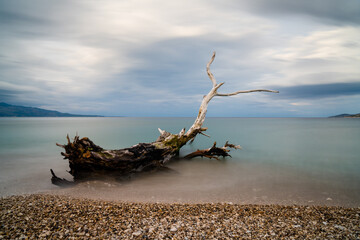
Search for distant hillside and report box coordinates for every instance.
[0,102,102,117]
[329,113,360,118]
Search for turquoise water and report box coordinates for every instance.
[0,117,359,206]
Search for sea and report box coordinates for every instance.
[0,117,359,207]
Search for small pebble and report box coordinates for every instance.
[0,194,359,239]
[132,231,142,236]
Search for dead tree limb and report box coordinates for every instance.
[185,51,278,140]
[51,52,278,184]
[184,141,241,160]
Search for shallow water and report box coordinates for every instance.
[0,117,359,207]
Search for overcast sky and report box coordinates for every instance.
[0,0,359,117]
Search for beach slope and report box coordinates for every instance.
[1,194,359,239]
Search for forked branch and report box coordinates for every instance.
[185,51,278,138]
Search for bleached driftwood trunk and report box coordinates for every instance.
[51,52,278,186]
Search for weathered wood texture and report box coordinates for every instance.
[51,52,278,185]
[55,135,172,180]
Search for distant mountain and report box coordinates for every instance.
[0,102,102,117]
[329,113,360,118]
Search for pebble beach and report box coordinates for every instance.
[1,194,359,239]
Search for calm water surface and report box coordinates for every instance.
[0,117,359,207]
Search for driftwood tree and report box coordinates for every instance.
[51,52,278,186]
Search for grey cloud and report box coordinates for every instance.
[0,1,89,40]
[273,82,360,99]
[122,33,277,95]
[0,2,55,31]
[241,0,360,25]
[0,89,17,102]
[0,0,358,117]
[0,89,36,106]
[0,9,47,25]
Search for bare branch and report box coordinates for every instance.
[178,128,185,137]
[217,89,279,96]
[158,128,165,135]
[199,132,210,138]
[61,152,70,158]
[56,143,65,148]
[224,141,242,150]
[207,51,217,87]
[185,52,279,140]
[156,128,171,142]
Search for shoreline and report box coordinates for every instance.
[45,174,360,208]
[1,194,359,239]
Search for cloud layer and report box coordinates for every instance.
[0,0,359,117]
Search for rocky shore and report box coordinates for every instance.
[1,194,359,239]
